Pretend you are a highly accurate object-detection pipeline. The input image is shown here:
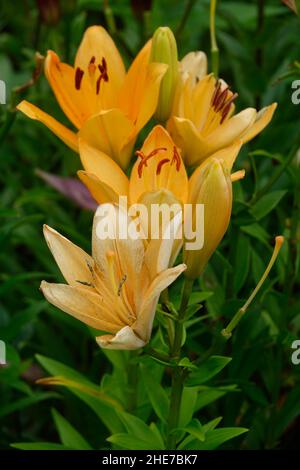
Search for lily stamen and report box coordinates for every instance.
[96,57,109,94]
[136,147,167,178]
[156,158,170,175]
[75,67,84,90]
[106,250,118,294]
[117,274,127,297]
[171,146,181,171]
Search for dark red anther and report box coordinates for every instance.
[135,147,168,178]
[211,80,222,107]
[75,67,84,90]
[96,57,109,94]
[220,92,238,124]
[90,56,96,64]
[171,146,181,171]
[214,87,229,112]
[156,158,170,175]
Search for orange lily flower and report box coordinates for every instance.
[167,74,277,166]
[17,26,167,169]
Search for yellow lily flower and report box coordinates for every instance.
[184,157,233,279]
[78,125,189,207]
[17,26,167,169]
[41,205,186,350]
[167,74,277,166]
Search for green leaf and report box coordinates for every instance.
[178,417,223,449]
[11,443,72,450]
[180,426,248,450]
[241,223,270,246]
[178,357,198,370]
[178,388,198,428]
[187,356,232,386]
[188,291,213,304]
[107,434,162,451]
[36,355,124,434]
[250,191,287,220]
[140,364,169,422]
[109,411,164,450]
[193,427,248,450]
[182,419,205,442]
[52,409,92,450]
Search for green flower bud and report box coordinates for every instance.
[150,26,178,122]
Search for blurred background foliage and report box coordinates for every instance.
[1,0,300,450]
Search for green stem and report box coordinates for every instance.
[210,0,219,78]
[127,351,138,412]
[175,0,197,38]
[166,278,194,449]
[171,278,194,357]
[166,368,184,449]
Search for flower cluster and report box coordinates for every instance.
[17,25,276,349]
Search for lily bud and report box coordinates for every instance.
[150,26,179,122]
[184,158,232,279]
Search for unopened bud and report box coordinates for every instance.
[150,26,178,122]
[184,158,232,279]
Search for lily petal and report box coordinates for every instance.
[96,326,145,350]
[43,225,94,286]
[118,40,167,132]
[240,103,277,143]
[75,25,126,109]
[180,51,208,85]
[92,204,145,290]
[40,281,122,332]
[17,101,78,152]
[45,51,95,128]
[134,263,186,341]
[78,139,129,197]
[78,171,120,205]
[78,109,135,169]
[208,140,243,171]
[167,116,208,165]
[205,108,257,155]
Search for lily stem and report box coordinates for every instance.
[127,351,138,412]
[166,278,194,449]
[210,0,219,78]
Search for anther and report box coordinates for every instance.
[171,146,181,171]
[135,147,167,178]
[76,280,94,287]
[117,274,127,296]
[75,67,84,90]
[156,158,170,175]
